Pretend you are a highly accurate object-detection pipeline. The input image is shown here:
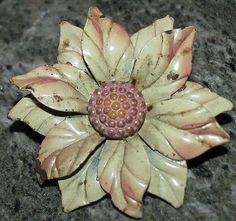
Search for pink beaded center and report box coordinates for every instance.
[88,81,147,139]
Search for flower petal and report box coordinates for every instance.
[140,98,230,160]
[131,15,174,58]
[10,64,98,113]
[172,81,233,116]
[37,116,105,179]
[139,120,182,160]
[8,96,64,136]
[97,135,150,218]
[58,147,106,212]
[82,7,134,82]
[57,21,87,70]
[142,27,196,105]
[131,16,174,90]
[144,144,187,208]
[131,34,169,90]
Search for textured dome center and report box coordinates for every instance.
[88,81,146,139]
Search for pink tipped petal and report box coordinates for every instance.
[97,135,150,218]
[144,144,187,208]
[160,27,195,82]
[131,16,174,90]
[131,35,169,90]
[141,97,230,160]
[142,27,196,105]
[168,27,195,61]
[58,148,106,212]
[82,7,134,82]
[188,121,230,146]
[10,64,98,113]
[172,81,233,116]
[141,119,209,160]
[106,21,135,80]
[8,97,65,136]
[57,21,87,70]
[131,15,174,58]
[38,116,105,179]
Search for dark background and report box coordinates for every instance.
[0,0,235,220]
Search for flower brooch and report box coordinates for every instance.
[9,7,233,218]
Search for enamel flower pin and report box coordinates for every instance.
[9,7,233,218]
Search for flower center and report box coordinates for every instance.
[88,81,147,139]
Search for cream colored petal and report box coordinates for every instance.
[8,97,64,136]
[142,97,230,160]
[131,16,174,90]
[142,27,196,105]
[58,147,106,212]
[58,21,83,54]
[172,81,233,116]
[57,21,87,70]
[139,119,207,160]
[139,120,182,160]
[147,98,231,135]
[38,116,105,179]
[97,135,150,218]
[144,144,187,208]
[82,7,134,82]
[131,34,170,90]
[141,82,232,160]
[10,64,98,113]
[57,51,87,71]
[140,107,230,160]
[147,98,208,122]
[131,15,174,58]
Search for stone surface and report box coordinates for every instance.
[0,0,235,220]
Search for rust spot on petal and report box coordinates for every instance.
[147,105,153,112]
[54,95,63,102]
[167,71,179,80]
[131,78,136,85]
[63,40,69,48]
[182,47,191,55]
[66,62,72,66]
[167,74,171,80]
[171,74,179,80]
[25,86,35,92]
[177,84,186,92]
[165,30,172,34]
[84,69,89,75]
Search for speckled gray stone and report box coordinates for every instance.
[0,0,235,220]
